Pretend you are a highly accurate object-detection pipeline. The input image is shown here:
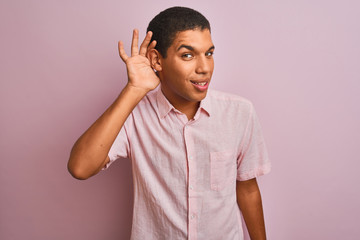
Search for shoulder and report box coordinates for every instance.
[131,88,158,109]
[128,88,159,120]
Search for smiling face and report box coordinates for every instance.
[156,29,215,114]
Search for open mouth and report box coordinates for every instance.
[190,81,207,86]
[190,80,209,91]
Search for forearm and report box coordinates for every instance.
[236,179,266,240]
[68,84,147,179]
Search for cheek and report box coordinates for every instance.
[175,61,194,76]
[162,58,195,83]
[169,62,192,78]
[209,59,215,71]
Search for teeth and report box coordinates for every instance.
[193,82,206,86]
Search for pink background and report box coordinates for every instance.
[1,0,359,239]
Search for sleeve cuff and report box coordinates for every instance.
[101,155,115,171]
[236,162,271,181]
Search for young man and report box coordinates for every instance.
[68,6,271,240]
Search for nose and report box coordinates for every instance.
[195,55,213,74]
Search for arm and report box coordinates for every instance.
[67,29,159,180]
[236,178,267,240]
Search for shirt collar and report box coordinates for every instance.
[156,85,212,119]
[156,86,174,118]
[199,92,212,117]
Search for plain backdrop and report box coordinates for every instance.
[1,0,359,239]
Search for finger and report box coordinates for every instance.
[147,39,157,52]
[131,29,139,56]
[139,31,153,56]
[118,41,128,62]
[146,40,157,58]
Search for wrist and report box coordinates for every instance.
[124,83,150,98]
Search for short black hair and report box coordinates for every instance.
[147,6,211,58]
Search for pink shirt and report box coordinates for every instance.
[106,86,271,240]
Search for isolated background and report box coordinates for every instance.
[1,0,359,239]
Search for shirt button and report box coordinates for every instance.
[189,156,193,160]
[191,214,196,220]
[189,185,193,190]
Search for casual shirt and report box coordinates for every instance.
[105,85,271,240]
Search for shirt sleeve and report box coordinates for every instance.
[236,103,271,181]
[103,115,132,169]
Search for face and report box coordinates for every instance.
[157,29,215,110]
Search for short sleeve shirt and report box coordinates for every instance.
[106,86,271,240]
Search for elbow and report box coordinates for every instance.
[68,165,89,180]
[68,169,90,180]
[67,158,91,180]
[67,146,94,180]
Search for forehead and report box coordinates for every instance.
[170,29,213,51]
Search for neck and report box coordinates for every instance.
[177,101,200,120]
[161,89,200,120]
[170,99,200,120]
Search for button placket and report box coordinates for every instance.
[184,124,198,239]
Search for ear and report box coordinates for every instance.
[147,48,163,72]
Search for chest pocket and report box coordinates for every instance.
[210,150,237,191]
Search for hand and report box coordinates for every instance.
[118,29,160,93]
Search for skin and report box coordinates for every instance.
[67,28,266,239]
[67,30,159,180]
[150,29,215,119]
[237,179,267,239]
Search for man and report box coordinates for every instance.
[68,6,271,240]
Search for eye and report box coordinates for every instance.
[182,53,193,60]
[205,51,214,57]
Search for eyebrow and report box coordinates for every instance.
[177,44,215,52]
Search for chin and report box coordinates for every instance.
[191,92,208,102]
